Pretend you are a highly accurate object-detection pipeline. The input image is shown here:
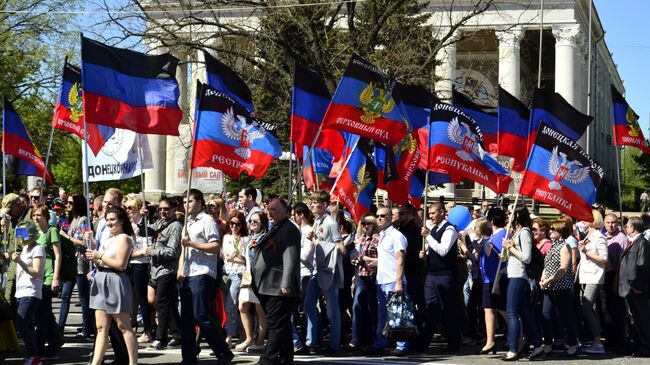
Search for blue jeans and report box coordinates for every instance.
[76,274,94,335]
[373,282,407,350]
[304,275,340,349]
[506,278,541,352]
[57,279,75,330]
[351,275,377,346]
[17,296,40,357]
[180,274,231,364]
[223,272,242,337]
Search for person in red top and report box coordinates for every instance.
[533,218,552,256]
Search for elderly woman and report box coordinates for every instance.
[350,213,380,349]
[85,207,138,365]
[125,197,154,343]
[539,219,579,356]
[578,210,608,354]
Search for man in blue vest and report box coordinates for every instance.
[414,202,460,353]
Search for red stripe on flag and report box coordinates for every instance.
[192,140,276,179]
[84,93,182,136]
[52,103,84,137]
[518,169,594,222]
[613,124,649,153]
[322,103,407,145]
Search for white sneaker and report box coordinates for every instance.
[585,344,605,354]
[234,341,252,352]
[247,344,265,353]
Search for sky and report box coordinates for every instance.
[594,0,650,133]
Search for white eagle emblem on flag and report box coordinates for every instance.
[221,107,268,159]
[547,146,590,190]
[447,117,485,161]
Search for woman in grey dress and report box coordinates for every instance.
[84,207,137,365]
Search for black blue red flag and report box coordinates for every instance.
[2,97,52,182]
[519,122,603,222]
[291,63,344,168]
[428,103,512,194]
[453,90,498,154]
[528,88,592,153]
[302,144,335,192]
[611,85,648,154]
[204,51,254,114]
[497,86,530,171]
[81,36,182,135]
[321,54,407,145]
[52,61,115,155]
[192,82,282,179]
[332,138,377,223]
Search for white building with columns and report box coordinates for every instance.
[140,1,623,206]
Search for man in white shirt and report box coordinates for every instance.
[371,206,408,355]
[414,202,461,353]
[177,189,233,365]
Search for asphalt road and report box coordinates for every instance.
[2,288,644,365]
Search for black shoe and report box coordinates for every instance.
[501,353,518,362]
[217,351,235,365]
[167,338,181,347]
[529,347,546,361]
[365,347,387,356]
[305,346,319,355]
[389,348,409,356]
[475,346,497,355]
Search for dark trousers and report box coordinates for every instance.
[76,274,95,335]
[601,272,627,352]
[351,275,377,346]
[155,272,181,343]
[180,274,231,365]
[626,291,650,355]
[406,273,425,337]
[258,294,296,365]
[16,297,40,357]
[542,289,578,346]
[416,273,460,350]
[36,285,61,355]
[128,263,152,333]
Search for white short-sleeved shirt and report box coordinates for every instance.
[184,211,220,279]
[376,225,408,285]
[222,234,246,275]
[15,244,46,299]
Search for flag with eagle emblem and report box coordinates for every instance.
[519,122,603,222]
[192,81,282,179]
[453,89,498,154]
[611,85,649,154]
[321,53,407,145]
[428,103,512,194]
[332,138,377,223]
[52,60,115,155]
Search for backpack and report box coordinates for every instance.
[526,245,545,280]
[59,232,78,281]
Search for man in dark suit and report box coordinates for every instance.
[619,216,650,357]
[252,198,300,364]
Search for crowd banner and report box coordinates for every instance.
[82,128,153,182]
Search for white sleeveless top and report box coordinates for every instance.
[99,233,133,271]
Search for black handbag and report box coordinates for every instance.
[0,291,12,321]
[381,291,416,342]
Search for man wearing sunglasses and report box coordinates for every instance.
[146,197,182,350]
[370,206,408,356]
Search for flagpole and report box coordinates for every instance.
[80,34,94,251]
[312,146,320,192]
[586,0,593,155]
[537,0,544,89]
[39,122,55,201]
[2,151,6,254]
[615,146,623,219]
[288,142,294,205]
[422,171,429,251]
[296,156,303,203]
[137,138,151,249]
[492,191,521,295]
[328,138,360,196]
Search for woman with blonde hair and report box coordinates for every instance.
[578,210,608,354]
[207,196,229,236]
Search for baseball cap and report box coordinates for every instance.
[1,193,20,215]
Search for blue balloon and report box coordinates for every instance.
[448,206,472,231]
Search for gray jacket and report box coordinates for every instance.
[618,234,650,298]
[252,218,300,297]
[149,219,182,280]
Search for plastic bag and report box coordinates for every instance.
[381,291,416,342]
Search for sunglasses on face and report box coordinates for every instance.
[376,214,389,218]
[249,220,260,224]
[229,221,241,226]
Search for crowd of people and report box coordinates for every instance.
[0,185,649,365]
